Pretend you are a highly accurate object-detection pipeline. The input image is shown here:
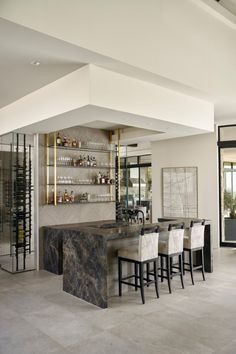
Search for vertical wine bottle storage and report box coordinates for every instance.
[13,134,33,271]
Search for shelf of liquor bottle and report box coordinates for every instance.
[46,200,116,206]
[48,145,116,154]
[47,164,115,169]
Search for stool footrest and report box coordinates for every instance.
[120,279,156,288]
[184,265,203,271]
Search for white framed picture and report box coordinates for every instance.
[162,167,198,218]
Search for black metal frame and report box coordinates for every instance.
[120,155,151,206]
[13,134,33,271]
[217,124,236,247]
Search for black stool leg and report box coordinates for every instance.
[201,248,206,281]
[179,253,184,289]
[135,263,138,290]
[189,250,194,285]
[139,262,145,304]
[161,256,164,282]
[167,256,172,294]
[170,257,173,276]
[183,251,185,275]
[118,258,122,296]
[153,260,159,299]
[146,263,150,287]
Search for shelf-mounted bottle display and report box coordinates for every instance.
[45,131,117,206]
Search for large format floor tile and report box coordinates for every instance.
[0,248,236,354]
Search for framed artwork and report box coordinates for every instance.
[162,167,198,218]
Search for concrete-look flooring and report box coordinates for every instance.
[0,249,236,354]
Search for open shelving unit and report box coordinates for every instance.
[45,132,117,206]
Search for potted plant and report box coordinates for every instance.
[224,191,236,241]
[224,191,236,218]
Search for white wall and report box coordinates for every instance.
[152,132,219,248]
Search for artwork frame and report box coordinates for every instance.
[162,167,198,218]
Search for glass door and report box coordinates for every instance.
[218,125,236,246]
[140,166,152,221]
[0,133,14,271]
[120,154,152,222]
[220,148,236,244]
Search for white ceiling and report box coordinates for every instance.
[0,17,213,112]
[16,104,209,144]
[0,0,236,133]
[0,18,85,108]
[219,0,236,16]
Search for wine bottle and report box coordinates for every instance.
[56,133,62,146]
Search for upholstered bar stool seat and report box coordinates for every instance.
[118,227,159,304]
[183,220,205,285]
[158,224,185,294]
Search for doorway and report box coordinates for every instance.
[218,125,236,246]
[120,154,152,221]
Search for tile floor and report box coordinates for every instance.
[0,248,236,354]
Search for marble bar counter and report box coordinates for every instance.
[43,218,212,308]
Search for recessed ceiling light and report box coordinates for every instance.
[30,60,41,66]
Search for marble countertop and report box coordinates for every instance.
[44,218,210,241]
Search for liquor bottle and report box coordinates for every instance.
[90,156,93,167]
[93,156,97,167]
[97,172,101,184]
[105,173,110,185]
[56,132,62,146]
[63,135,68,147]
[70,191,75,203]
[64,189,70,203]
[57,191,63,204]
[78,155,83,166]
[101,174,105,184]
[68,138,72,148]
[87,155,90,167]
[72,138,77,148]
[83,156,87,167]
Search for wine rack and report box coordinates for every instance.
[13,134,33,271]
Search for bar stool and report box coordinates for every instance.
[118,227,159,304]
[158,223,185,294]
[183,220,205,285]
